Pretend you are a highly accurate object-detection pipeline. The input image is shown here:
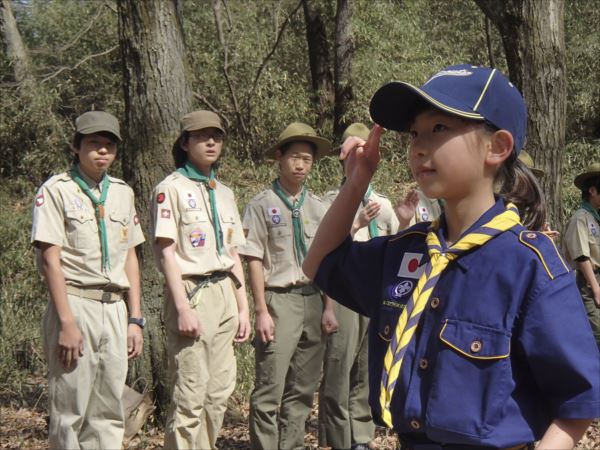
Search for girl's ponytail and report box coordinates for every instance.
[497,154,547,230]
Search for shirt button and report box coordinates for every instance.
[410,419,421,430]
[418,358,429,370]
[470,340,483,353]
[430,297,440,309]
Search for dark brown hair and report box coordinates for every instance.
[581,176,600,201]
[279,140,317,157]
[70,131,119,164]
[172,131,189,169]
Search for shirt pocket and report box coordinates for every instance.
[377,311,401,342]
[303,220,318,246]
[109,210,131,249]
[268,226,292,260]
[64,208,97,250]
[219,210,237,246]
[426,319,511,438]
[181,209,212,251]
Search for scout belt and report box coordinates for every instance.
[185,271,241,300]
[266,284,319,296]
[399,436,533,450]
[66,285,124,302]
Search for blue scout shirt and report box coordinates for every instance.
[315,199,600,447]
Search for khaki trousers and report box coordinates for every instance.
[577,271,600,350]
[43,294,128,450]
[319,303,374,448]
[163,277,239,450]
[249,288,325,450]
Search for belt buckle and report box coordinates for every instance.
[101,292,112,302]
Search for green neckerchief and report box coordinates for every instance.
[177,161,222,254]
[70,165,111,271]
[272,179,308,266]
[362,184,379,238]
[581,201,600,224]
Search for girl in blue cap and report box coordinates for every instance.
[303,65,599,449]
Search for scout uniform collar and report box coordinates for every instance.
[379,201,521,428]
[272,178,308,266]
[69,165,111,271]
[581,201,600,224]
[177,161,223,254]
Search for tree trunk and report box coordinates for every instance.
[475,0,567,227]
[1,0,33,85]
[118,0,193,417]
[302,0,334,130]
[333,0,354,137]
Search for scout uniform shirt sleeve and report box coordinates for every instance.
[239,198,268,259]
[128,188,145,248]
[518,272,600,418]
[31,181,66,247]
[151,183,178,241]
[314,236,387,318]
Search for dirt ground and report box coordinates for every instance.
[1,376,598,450]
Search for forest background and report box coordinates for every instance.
[0,0,598,448]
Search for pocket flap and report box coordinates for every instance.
[181,210,206,224]
[65,208,94,224]
[109,211,130,225]
[439,319,510,360]
[219,211,236,223]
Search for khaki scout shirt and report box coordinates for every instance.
[31,170,145,290]
[151,171,245,276]
[563,207,600,270]
[409,189,443,226]
[239,186,326,288]
[322,188,399,242]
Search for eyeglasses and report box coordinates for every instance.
[190,130,224,143]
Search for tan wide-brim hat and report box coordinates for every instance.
[266,122,331,160]
[330,122,371,156]
[181,110,225,134]
[518,151,544,178]
[76,111,121,141]
[574,162,600,190]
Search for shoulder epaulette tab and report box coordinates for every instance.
[107,175,127,185]
[518,230,570,279]
[44,172,70,186]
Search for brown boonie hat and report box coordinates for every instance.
[76,111,121,141]
[331,122,371,155]
[518,151,544,178]
[181,110,225,134]
[574,162,600,190]
[266,122,331,160]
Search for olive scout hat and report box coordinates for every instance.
[331,122,371,155]
[574,162,600,190]
[266,122,331,160]
[518,151,545,178]
[181,110,225,134]
[369,64,528,154]
[76,111,121,141]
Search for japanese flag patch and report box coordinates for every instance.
[35,193,44,207]
[267,207,281,216]
[397,252,426,279]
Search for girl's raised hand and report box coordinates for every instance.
[339,125,383,190]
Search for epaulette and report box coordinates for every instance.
[44,172,71,186]
[107,174,127,185]
[518,230,570,279]
[388,221,430,244]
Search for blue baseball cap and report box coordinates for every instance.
[369,64,528,153]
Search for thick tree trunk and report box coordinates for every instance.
[475,0,567,226]
[118,0,193,417]
[333,0,354,137]
[302,0,334,130]
[1,0,33,85]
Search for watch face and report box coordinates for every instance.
[129,317,146,328]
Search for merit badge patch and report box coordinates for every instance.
[189,230,206,247]
[188,198,197,208]
[156,192,166,204]
[590,222,598,237]
[272,215,281,224]
[120,226,129,243]
[397,252,426,279]
[227,227,233,244]
[160,208,171,219]
[134,214,140,225]
[35,193,44,207]
[74,197,84,210]
[391,280,414,299]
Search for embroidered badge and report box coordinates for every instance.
[157,193,166,204]
[421,213,429,221]
[243,228,249,237]
[590,222,598,237]
[74,197,84,209]
[120,227,129,243]
[35,193,44,207]
[397,252,426,279]
[267,207,281,216]
[227,227,233,244]
[526,232,537,239]
[134,215,139,225]
[188,198,197,208]
[272,215,281,224]
[190,230,206,247]
[160,209,171,219]
[391,280,414,299]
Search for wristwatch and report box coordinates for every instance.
[128,317,146,329]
